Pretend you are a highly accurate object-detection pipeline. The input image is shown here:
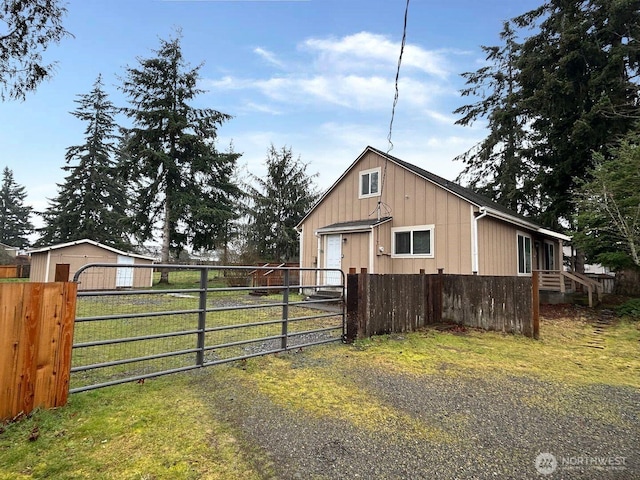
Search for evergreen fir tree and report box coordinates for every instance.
[515,0,640,228]
[0,167,34,248]
[454,21,536,216]
[37,75,131,248]
[245,145,319,262]
[120,33,241,282]
[453,0,640,228]
[0,0,71,101]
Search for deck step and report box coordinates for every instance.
[311,290,343,299]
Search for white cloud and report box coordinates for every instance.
[207,74,448,112]
[253,47,286,69]
[240,102,283,115]
[302,32,450,78]
[202,31,459,117]
[205,30,485,193]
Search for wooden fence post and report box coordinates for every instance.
[532,271,540,339]
[436,268,444,322]
[346,268,358,343]
[359,268,368,338]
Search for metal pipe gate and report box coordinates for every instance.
[71,264,345,393]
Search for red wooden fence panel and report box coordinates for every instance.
[0,282,77,421]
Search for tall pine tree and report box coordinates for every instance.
[454,0,640,228]
[454,21,536,216]
[245,145,319,262]
[0,167,33,248]
[120,33,241,282]
[515,0,640,228]
[37,75,131,248]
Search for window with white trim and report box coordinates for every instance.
[359,167,381,198]
[517,232,532,275]
[391,225,434,257]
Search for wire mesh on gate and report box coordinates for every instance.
[71,264,345,392]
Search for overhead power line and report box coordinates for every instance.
[376,0,410,221]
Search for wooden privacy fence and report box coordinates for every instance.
[0,265,30,279]
[0,282,77,422]
[0,265,18,279]
[346,270,539,341]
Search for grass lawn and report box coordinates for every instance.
[1,308,639,479]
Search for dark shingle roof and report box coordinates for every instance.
[317,217,392,232]
[367,146,540,226]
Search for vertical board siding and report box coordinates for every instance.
[300,149,475,278]
[348,273,534,339]
[0,282,77,421]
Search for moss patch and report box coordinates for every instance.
[217,355,455,444]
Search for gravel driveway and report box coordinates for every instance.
[194,346,639,480]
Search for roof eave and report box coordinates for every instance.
[482,207,571,241]
[28,239,156,261]
[314,217,393,235]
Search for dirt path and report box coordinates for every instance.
[193,349,639,479]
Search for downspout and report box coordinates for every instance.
[369,225,375,273]
[44,250,51,282]
[298,226,304,294]
[472,207,488,274]
[316,233,322,287]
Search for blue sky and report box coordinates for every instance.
[1,0,542,222]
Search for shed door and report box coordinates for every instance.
[54,263,70,282]
[324,234,342,286]
[116,255,135,287]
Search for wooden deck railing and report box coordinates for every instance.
[537,270,603,307]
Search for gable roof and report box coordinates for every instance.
[299,146,571,242]
[28,239,156,261]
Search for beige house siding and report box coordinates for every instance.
[341,232,371,274]
[29,242,154,290]
[477,217,563,276]
[477,217,519,276]
[299,147,568,281]
[300,150,474,277]
[29,253,48,283]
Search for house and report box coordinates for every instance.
[29,239,156,290]
[296,146,571,285]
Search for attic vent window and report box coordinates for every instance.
[359,167,381,199]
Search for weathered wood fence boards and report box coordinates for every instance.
[0,282,77,422]
[347,272,536,341]
[441,275,533,337]
[348,274,441,337]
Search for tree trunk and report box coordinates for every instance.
[159,198,171,284]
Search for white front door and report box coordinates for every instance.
[324,234,342,286]
[116,255,135,287]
